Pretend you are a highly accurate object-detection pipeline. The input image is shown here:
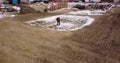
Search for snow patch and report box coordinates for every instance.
[26,15,94,31]
[69,10,107,15]
[0,12,16,18]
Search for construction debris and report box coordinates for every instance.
[0,4,21,18]
[73,3,112,10]
[69,3,115,15]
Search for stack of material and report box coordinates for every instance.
[73,4,86,10]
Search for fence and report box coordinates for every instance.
[50,2,68,11]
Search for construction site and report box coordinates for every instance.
[0,0,120,63]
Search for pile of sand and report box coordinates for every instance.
[20,5,37,14]
[20,3,48,14]
[28,3,48,13]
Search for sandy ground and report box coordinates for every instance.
[0,7,120,63]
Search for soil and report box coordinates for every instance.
[0,7,120,63]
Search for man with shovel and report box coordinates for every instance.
[56,17,60,25]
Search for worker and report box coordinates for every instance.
[56,17,60,25]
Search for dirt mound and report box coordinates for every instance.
[20,4,48,14]
[20,5,37,14]
[67,7,120,63]
[28,4,48,13]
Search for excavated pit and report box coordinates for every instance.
[26,15,94,31]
